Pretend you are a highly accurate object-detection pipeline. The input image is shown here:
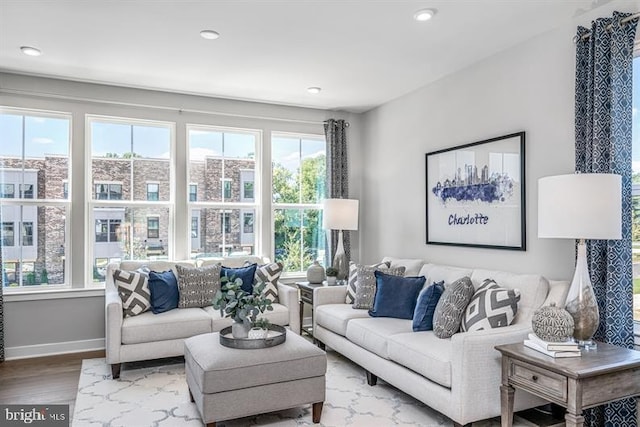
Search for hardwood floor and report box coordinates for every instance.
[0,350,104,417]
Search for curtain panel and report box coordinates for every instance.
[324,119,351,265]
[575,11,638,426]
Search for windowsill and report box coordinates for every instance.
[4,286,105,302]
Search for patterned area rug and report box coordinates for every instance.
[72,349,532,427]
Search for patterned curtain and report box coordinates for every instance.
[575,11,638,427]
[324,119,350,266]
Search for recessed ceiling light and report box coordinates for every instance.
[307,87,321,94]
[200,30,220,40]
[413,9,436,22]
[20,46,42,56]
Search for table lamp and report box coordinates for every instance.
[538,173,621,349]
[323,198,359,282]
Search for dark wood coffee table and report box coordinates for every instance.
[496,342,640,427]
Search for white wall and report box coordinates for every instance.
[0,73,362,358]
[360,1,639,281]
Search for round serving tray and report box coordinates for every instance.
[219,324,287,349]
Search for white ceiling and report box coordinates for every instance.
[0,0,617,113]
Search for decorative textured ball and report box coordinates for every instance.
[531,303,574,342]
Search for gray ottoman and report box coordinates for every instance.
[184,331,326,427]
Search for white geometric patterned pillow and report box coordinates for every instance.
[114,269,151,317]
[461,279,521,332]
[345,261,390,304]
[254,262,283,303]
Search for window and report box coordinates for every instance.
[89,117,173,280]
[1,222,15,246]
[189,184,197,202]
[223,180,232,199]
[187,125,258,257]
[191,216,199,238]
[147,216,160,238]
[243,181,254,199]
[147,183,159,201]
[63,181,68,199]
[243,212,254,234]
[0,109,70,288]
[95,183,122,200]
[20,184,34,199]
[95,220,108,242]
[272,133,326,272]
[220,212,231,234]
[1,184,15,198]
[22,222,33,246]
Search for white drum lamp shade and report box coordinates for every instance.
[323,198,359,281]
[538,173,621,240]
[323,199,359,231]
[537,173,621,349]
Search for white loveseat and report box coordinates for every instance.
[312,257,569,426]
[105,256,300,379]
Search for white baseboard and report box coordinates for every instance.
[5,338,105,360]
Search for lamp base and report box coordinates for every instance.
[333,230,348,282]
[565,240,600,346]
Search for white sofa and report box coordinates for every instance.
[105,256,300,379]
[312,257,569,427]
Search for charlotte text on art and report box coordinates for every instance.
[448,213,489,226]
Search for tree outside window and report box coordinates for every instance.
[272,134,326,272]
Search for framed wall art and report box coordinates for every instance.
[425,132,526,250]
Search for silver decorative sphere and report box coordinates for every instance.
[531,303,574,342]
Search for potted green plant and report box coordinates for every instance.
[249,318,271,340]
[326,267,338,285]
[213,276,274,338]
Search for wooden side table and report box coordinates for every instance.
[496,342,640,427]
[296,281,324,338]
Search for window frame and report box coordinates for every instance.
[0,107,72,291]
[270,131,327,275]
[186,124,261,258]
[87,115,175,285]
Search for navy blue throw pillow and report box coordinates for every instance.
[148,270,179,314]
[221,263,257,294]
[369,271,425,319]
[412,281,445,331]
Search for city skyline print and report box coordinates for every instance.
[425,132,525,250]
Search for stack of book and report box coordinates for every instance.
[524,333,581,358]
